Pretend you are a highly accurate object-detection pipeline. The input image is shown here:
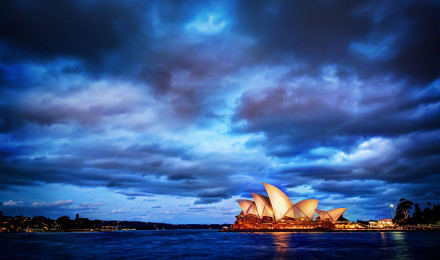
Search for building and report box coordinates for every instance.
[369,220,378,228]
[233,183,348,230]
[367,219,394,229]
[378,219,394,228]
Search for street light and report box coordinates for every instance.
[389,204,395,222]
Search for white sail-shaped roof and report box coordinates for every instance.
[263,183,294,221]
[315,209,332,220]
[315,208,347,222]
[294,199,319,220]
[251,193,274,219]
[328,208,347,222]
[293,206,306,218]
[236,199,258,216]
[284,206,296,218]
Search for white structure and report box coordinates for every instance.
[236,183,348,222]
[315,208,347,222]
[251,193,274,219]
[236,199,258,216]
[294,199,319,220]
[262,183,294,220]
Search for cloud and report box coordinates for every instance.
[111,209,127,214]
[185,12,229,35]
[187,207,211,212]
[194,188,233,205]
[68,202,104,213]
[31,200,74,208]
[2,200,24,206]
[116,190,152,197]
[0,0,144,69]
[235,0,440,85]
[0,0,439,222]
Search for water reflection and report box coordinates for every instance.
[272,232,292,259]
[380,232,387,243]
[391,232,411,259]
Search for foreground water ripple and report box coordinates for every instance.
[1,230,440,259]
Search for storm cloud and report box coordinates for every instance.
[0,0,439,223]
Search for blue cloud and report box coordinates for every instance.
[0,0,439,223]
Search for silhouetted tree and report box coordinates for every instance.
[394,198,413,223]
[56,215,73,230]
[412,203,423,223]
[423,206,433,224]
[433,204,440,224]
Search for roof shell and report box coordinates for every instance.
[251,193,274,219]
[284,206,296,219]
[315,208,347,222]
[294,199,319,220]
[328,208,347,222]
[262,183,294,221]
[236,199,258,216]
[315,209,332,220]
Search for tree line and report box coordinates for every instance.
[394,198,440,225]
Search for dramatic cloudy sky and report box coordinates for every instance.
[1,0,439,223]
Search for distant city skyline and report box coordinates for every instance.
[1,0,440,224]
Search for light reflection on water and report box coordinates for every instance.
[267,231,440,259]
[391,232,412,259]
[380,231,387,242]
[272,232,291,259]
[1,230,440,259]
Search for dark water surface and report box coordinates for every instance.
[1,230,440,259]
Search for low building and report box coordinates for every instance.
[378,219,394,228]
[369,220,378,228]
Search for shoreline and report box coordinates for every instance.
[0,228,220,234]
[220,228,440,233]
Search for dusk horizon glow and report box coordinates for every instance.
[1,0,440,224]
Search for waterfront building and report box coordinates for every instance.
[233,183,348,230]
[378,219,393,227]
[369,220,378,228]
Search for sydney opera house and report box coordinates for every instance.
[233,183,348,230]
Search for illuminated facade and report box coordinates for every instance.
[378,219,394,227]
[233,183,348,230]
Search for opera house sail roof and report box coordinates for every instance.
[315,208,347,222]
[294,199,319,220]
[251,193,274,219]
[327,208,347,221]
[236,183,348,223]
[315,209,332,220]
[236,199,258,216]
[262,182,294,221]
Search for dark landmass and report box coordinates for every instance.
[0,212,229,233]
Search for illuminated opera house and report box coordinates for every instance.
[233,183,347,230]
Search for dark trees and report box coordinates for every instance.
[394,198,414,223]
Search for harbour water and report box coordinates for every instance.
[1,230,440,259]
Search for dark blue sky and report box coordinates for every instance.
[1,0,440,223]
